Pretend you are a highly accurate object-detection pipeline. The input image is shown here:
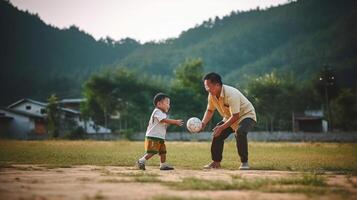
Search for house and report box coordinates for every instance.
[0,98,111,139]
[59,98,85,111]
[0,108,47,139]
[293,110,328,133]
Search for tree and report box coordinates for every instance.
[170,58,206,120]
[81,67,162,133]
[47,94,61,138]
[331,89,357,131]
[246,72,314,131]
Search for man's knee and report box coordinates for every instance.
[236,130,247,138]
[212,136,225,145]
[236,118,255,136]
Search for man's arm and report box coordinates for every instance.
[217,113,239,130]
[200,109,214,131]
[213,113,239,137]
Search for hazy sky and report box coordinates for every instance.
[10,0,288,42]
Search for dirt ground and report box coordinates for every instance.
[0,165,356,200]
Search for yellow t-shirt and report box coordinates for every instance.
[207,84,257,131]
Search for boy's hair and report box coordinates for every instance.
[153,93,170,106]
[203,72,222,85]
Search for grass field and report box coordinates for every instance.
[0,140,356,172]
[1,140,357,200]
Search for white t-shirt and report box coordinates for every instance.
[145,108,168,140]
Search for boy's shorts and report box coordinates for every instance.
[145,136,166,155]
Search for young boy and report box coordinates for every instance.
[136,93,183,170]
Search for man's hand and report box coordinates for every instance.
[199,121,206,132]
[212,125,224,138]
[200,109,214,133]
[212,113,240,137]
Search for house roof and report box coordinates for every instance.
[295,116,323,121]
[0,112,14,120]
[0,108,45,119]
[59,99,85,104]
[7,98,80,115]
[61,107,80,114]
[7,98,47,108]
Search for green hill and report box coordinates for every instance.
[117,0,357,86]
[1,0,356,106]
[0,0,140,105]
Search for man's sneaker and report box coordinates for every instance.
[160,164,174,170]
[203,161,221,169]
[136,160,146,170]
[239,162,250,170]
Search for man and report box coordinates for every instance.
[200,72,257,170]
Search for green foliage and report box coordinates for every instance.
[2,0,357,108]
[2,0,357,131]
[64,126,87,140]
[246,72,320,131]
[331,89,357,131]
[81,67,163,133]
[0,1,140,106]
[81,59,208,134]
[170,58,206,120]
[46,94,60,138]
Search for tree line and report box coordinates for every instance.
[75,59,357,138]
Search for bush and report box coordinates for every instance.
[64,126,87,140]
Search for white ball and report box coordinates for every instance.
[186,117,202,133]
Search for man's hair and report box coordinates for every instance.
[203,72,222,85]
[153,93,170,106]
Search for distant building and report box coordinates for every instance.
[0,107,46,139]
[293,110,328,133]
[0,98,111,139]
[59,98,85,111]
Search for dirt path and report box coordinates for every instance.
[0,165,356,200]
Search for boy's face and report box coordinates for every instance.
[157,97,170,112]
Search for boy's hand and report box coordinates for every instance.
[175,119,184,126]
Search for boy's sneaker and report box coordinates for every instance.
[239,162,250,170]
[136,160,146,170]
[160,164,174,170]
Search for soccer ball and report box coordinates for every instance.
[186,117,202,133]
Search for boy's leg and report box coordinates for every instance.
[139,153,155,162]
[137,137,161,170]
[159,153,166,163]
[158,140,167,164]
[159,142,173,170]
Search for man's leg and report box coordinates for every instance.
[235,118,255,163]
[211,121,234,162]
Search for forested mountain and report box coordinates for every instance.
[1,0,356,106]
[0,0,140,105]
[117,0,357,86]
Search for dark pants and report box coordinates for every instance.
[211,118,256,163]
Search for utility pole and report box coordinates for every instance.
[319,66,335,132]
[292,111,295,132]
